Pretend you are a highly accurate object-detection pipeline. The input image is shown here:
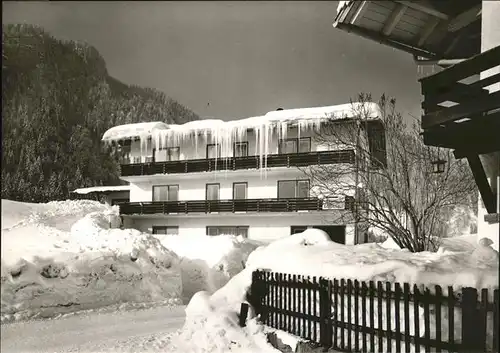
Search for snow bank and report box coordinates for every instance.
[178,229,498,352]
[1,199,182,323]
[156,234,260,302]
[170,290,279,353]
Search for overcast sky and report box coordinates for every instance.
[3,1,423,121]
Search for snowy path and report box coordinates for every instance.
[0,305,186,353]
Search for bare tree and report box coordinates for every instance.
[303,94,476,252]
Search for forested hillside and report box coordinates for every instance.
[2,24,199,202]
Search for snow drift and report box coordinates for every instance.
[155,234,261,302]
[179,229,498,352]
[1,199,182,323]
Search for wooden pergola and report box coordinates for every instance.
[334,0,500,221]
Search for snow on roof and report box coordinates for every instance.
[337,0,352,13]
[101,102,380,143]
[263,102,379,122]
[72,185,130,195]
[101,122,169,142]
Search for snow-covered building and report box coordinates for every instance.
[101,103,385,244]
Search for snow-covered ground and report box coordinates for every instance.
[1,305,186,353]
[1,199,182,323]
[2,199,498,352]
[156,234,261,302]
[175,229,498,353]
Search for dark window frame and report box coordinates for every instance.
[206,144,221,159]
[152,184,180,202]
[232,182,248,200]
[205,183,221,200]
[278,137,311,154]
[152,225,179,235]
[277,179,310,199]
[233,141,249,157]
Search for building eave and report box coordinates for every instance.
[333,0,482,60]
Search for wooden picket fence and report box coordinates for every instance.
[248,270,499,353]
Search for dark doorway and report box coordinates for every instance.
[312,225,346,244]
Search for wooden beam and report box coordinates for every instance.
[334,23,437,59]
[454,141,500,158]
[466,154,497,214]
[395,1,448,20]
[448,4,482,32]
[382,3,408,36]
[422,73,500,113]
[422,91,500,128]
[419,46,500,88]
[423,112,500,152]
[444,31,463,56]
[417,17,440,46]
[351,1,369,25]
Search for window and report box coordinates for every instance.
[206,183,220,200]
[298,138,311,153]
[234,142,248,157]
[153,185,179,201]
[206,144,221,159]
[233,182,247,200]
[152,226,179,235]
[206,226,249,238]
[167,147,180,161]
[297,180,310,198]
[279,137,311,154]
[279,139,297,154]
[119,143,132,163]
[277,179,310,199]
[145,156,154,163]
[157,147,180,161]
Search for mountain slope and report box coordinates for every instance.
[1,24,199,202]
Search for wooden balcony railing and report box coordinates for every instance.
[419,45,500,216]
[119,150,355,177]
[419,45,500,153]
[119,197,352,215]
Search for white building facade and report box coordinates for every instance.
[102,103,384,244]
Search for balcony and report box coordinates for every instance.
[119,197,354,216]
[119,150,355,177]
[419,45,500,215]
[419,45,500,156]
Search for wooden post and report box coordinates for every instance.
[239,302,249,327]
[461,287,485,352]
[249,271,264,320]
[319,278,333,350]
